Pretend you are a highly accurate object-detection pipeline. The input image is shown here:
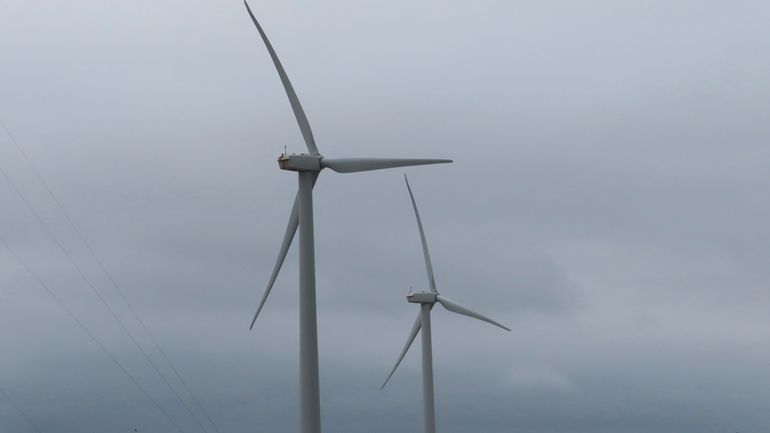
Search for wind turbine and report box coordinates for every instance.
[242,3,451,433]
[381,175,510,433]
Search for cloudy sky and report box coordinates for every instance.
[1,0,770,432]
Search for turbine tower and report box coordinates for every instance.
[381,175,510,433]
[243,4,451,433]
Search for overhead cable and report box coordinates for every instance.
[0,238,187,433]
[0,117,223,433]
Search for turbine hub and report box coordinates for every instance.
[406,291,436,304]
[278,153,322,172]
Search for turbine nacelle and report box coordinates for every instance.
[278,153,322,172]
[407,291,437,304]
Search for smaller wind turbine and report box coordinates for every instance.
[381,175,510,433]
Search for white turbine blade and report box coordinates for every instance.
[244,1,319,155]
[249,196,297,329]
[404,175,437,293]
[321,158,451,173]
[435,295,511,332]
[250,174,319,329]
[381,312,422,389]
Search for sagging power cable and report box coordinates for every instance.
[0,238,187,433]
[0,118,220,433]
[0,384,44,433]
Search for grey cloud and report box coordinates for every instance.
[2,0,770,432]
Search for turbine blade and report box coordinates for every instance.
[249,196,297,329]
[381,312,422,389]
[250,174,319,329]
[244,1,319,155]
[404,175,437,293]
[435,295,511,332]
[321,158,451,173]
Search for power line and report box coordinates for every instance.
[1,117,222,433]
[0,384,44,433]
[0,162,205,433]
[0,238,187,433]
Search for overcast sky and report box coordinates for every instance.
[1,0,770,432]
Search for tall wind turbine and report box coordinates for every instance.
[381,175,510,433]
[243,3,451,433]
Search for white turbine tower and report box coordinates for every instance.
[381,175,510,433]
[243,3,452,433]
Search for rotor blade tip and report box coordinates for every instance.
[249,312,259,330]
[380,376,393,390]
